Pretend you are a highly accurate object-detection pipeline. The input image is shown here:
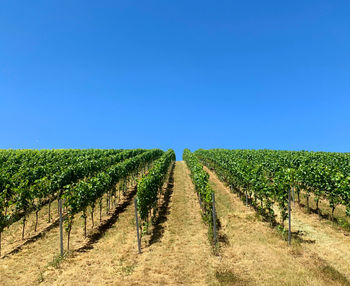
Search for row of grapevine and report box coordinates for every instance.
[0,149,149,256]
[195,149,350,228]
[1,149,145,231]
[63,149,164,249]
[183,149,215,241]
[136,149,176,227]
[0,149,121,185]
[0,149,123,216]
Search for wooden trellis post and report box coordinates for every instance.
[288,188,291,245]
[212,192,217,245]
[59,198,64,256]
[134,198,141,254]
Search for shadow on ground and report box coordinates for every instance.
[149,163,175,245]
[76,185,138,253]
[1,215,66,259]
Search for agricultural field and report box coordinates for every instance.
[1,148,350,286]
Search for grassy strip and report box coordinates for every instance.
[183,149,216,245]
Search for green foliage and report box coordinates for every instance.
[63,149,164,217]
[137,149,176,221]
[195,149,350,227]
[183,149,214,226]
[0,149,146,230]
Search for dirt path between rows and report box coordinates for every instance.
[291,205,350,281]
[121,161,217,285]
[3,162,349,286]
[0,187,137,286]
[39,161,217,285]
[204,166,350,286]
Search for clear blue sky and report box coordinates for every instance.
[1,1,349,158]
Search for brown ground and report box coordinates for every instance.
[204,166,350,286]
[1,162,350,286]
[292,203,350,281]
[0,183,136,286]
[37,161,217,286]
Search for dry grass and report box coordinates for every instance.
[2,164,350,286]
[0,182,135,286]
[1,200,61,257]
[36,161,218,285]
[265,186,350,281]
[291,203,350,281]
[297,191,350,231]
[204,166,350,286]
[1,179,133,258]
[119,161,218,285]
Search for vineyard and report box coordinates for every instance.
[0,149,167,255]
[1,148,350,285]
[195,149,350,229]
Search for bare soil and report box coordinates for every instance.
[0,185,135,286]
[204,166,350,286]
[37,161,217,286]
[2,163,350,286]
[292,203,350,281]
